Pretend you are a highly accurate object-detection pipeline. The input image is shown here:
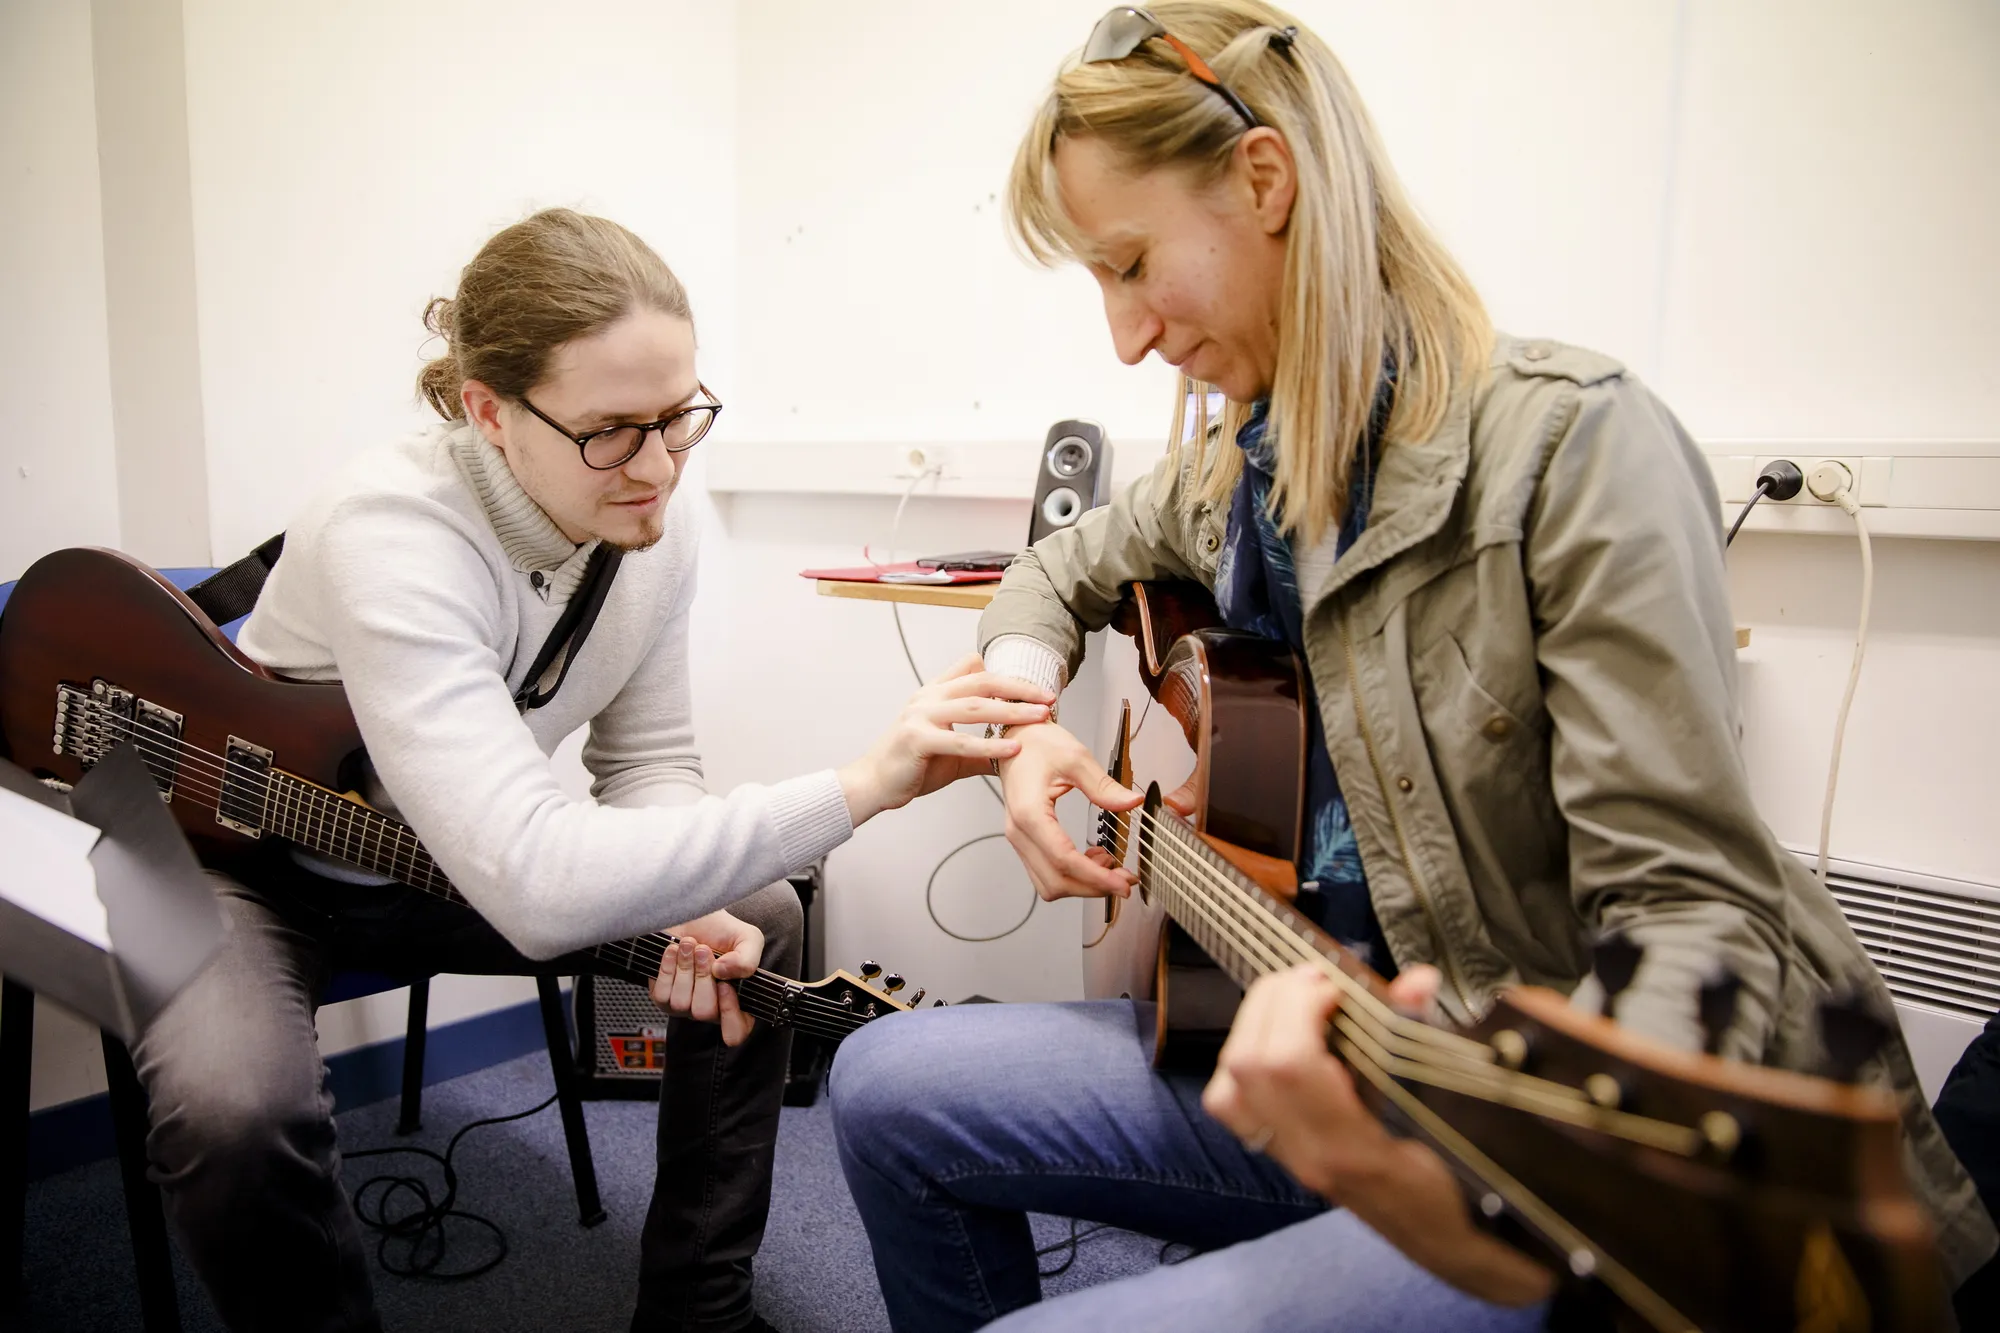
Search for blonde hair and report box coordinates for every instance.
[1007,0,1491,543]
[418,208,692,420]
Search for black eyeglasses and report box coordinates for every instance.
[517,384,722,470]
[1083,6,1293,130]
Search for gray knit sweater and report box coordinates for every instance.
[237,421,853,958]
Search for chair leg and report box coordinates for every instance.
[535,977,606,1228]
[397,978,430,1136]
[1,979,34,1310]
[101,1033,182,1333]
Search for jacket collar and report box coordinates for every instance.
[1304,378,1472,610]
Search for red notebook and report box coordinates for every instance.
[799,561,1005,585]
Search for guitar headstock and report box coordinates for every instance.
[1384,984,1949,1332]
[753,959,934,1034]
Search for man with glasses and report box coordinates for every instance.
[129,208,1047,1333]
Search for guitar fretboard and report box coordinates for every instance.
[260,771,454,897]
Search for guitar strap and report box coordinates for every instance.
[509,542,623,712]
[184,531,286,625]
[185,531,625,714]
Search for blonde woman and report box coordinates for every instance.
[827,5,1996,1331]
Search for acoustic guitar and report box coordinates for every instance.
[0,546,923,1044]
[1081,581,1947,1333]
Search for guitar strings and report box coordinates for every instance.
[61,712,447,887]
[1117,806,1703,1154]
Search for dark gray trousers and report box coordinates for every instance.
[127,852,801,1333]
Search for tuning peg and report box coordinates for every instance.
[859,960,882,981]
[907,988,925,1006]
[1819,988,1893,1084]
[1591,932,1644,1018]
[1698,967,1743,1056]
[883,974,906,994]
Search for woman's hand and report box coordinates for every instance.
[1203,964,1556,1308]
[837,655,1054,826]
[997,721,1143,900]
[651,909,764,1047]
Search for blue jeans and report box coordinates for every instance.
[829,999,1549,1333]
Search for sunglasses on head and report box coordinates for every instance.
[1081,6,1296,131]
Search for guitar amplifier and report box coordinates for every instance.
[572,971,673,1099]
[571,861,829,1101]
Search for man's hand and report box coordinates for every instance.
[650,909,764,1047]
[1202,964,1555,1307]
[997,721,1142,901]
[837,654,1053,825]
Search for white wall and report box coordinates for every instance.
[0,0,122,584]
[181,0,743,563]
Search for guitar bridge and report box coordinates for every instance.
[51,682,183,803]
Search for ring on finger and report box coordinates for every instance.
[1242,1125,1276,1154]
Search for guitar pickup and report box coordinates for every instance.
[217,736,273,837]
[132,699,184,802]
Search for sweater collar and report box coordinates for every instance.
[447,422,601,602]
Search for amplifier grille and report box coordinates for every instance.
[582,975,670,1081]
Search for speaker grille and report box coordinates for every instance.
[1808,853,2000,1022]
[583,975,671,1080]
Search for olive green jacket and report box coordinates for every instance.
[979,336,1996,1286]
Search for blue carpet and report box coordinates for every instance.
[16,1052,1167,1331]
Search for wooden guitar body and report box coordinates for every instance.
[1084,581,1309,1070]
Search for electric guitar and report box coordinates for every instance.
[0,546,925,1042]
[1082,581,1947,1333]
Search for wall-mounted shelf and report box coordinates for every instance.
[814,578,997,610]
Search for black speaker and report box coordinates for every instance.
[1027,420,1113,545]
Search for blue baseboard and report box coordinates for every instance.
[26,995,553,1183]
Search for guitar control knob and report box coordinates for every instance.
[860,960,882,980]
[883,974,906,994]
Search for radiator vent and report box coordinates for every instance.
[1804,852,2000,1023]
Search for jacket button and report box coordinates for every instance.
[1396,776,1414,793]
[1523,343,1550,361]
[1200,532,1221,555]
[1483,715,1513,740]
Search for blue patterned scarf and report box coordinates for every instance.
[1212,397,1393,973]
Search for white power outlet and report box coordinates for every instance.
[1752,455,1892,507]
[892,444,951,480]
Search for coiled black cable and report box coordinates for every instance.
[345,1091,559,1279]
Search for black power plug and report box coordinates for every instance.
[1726,460,1806,547]
[1757,460,1804,501]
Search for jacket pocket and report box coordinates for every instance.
[1410,628,1576,981]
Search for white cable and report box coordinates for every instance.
[878,463,1007,812]
[1816,487,1874,889]
[870,464,1029,942]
